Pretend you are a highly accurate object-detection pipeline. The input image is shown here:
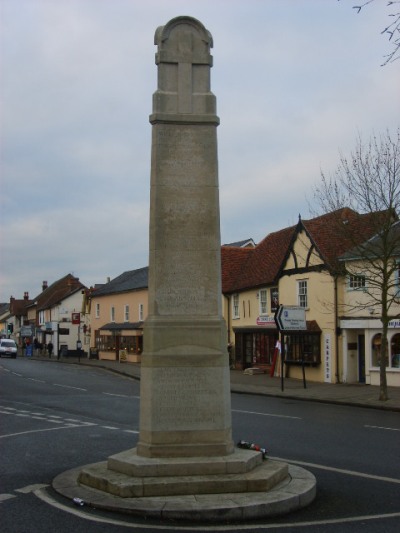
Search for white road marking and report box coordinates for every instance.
[103,392,130,398]
[0,425,96,439]
[0,494,16,503]
[33,486,400,530]
[27,378,45,383]
[15,484,48,494]
[233,409,302,420]
[53,383,87,391]
[365,424,400,432]
[123,430,139,434]
[101,426,119,430]
[271,456,400,484]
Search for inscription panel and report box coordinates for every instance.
[153,126,217,187]
[150,367,226,430]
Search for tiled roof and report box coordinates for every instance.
[302,208,393,270]
[339,218,400,261]
[32,274,86,311]
[221,208,395,294]
[93,267,148,297]
[221,226,295,293]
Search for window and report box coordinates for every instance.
[391,333,400,368]
[139,303,144,322]
[285,332,321,364]
[124,305,130,322]
[95,303,100,319]
[371,334,387,368]
[111,306,115,322]
[259,290,267,315]
[395,261,400,298]
[38,310,45,325]
[349,274,366,290]
[233,294,239,319]
[270,288,279,312]
[297,280,308,308]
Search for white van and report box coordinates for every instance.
[0,339,18,358]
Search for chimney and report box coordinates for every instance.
[24,292,29,300]
[42,281,48,291]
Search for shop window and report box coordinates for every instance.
[285,333,321,364]
[96,334,116,352]
[390,333,400,368]
[371,334,388,367]
[395,261,400,298]
[120,335,143,354]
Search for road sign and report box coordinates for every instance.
[274,305,306,331]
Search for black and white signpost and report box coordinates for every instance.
[274,305,307,391]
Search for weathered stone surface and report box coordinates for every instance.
[137,15,233,459]
[78,458,288,498]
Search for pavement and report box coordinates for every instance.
[24,353,400,412]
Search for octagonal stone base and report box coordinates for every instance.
[52,448,316,522]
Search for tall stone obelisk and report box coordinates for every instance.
[137,16,234,458]
[59,18,316,520]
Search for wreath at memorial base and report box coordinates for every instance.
[237,440,268,460]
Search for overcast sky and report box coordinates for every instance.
[1,0,399,302]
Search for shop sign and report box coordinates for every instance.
[274,306,306,331]
[256,315,275,326]
[71,313,81,324]
[21,325,34,337]
[324,333,332,383]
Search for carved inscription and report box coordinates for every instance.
[152,368,221,430]
[155,127,216,186]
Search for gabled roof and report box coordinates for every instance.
[221,208,395,294]
[222,226,295,293]
[92,267,149,297]
[301,208,394,271]
[32,274,86,311]
[0,303,10,317]
[339,218,400,262]
[9,297,33,316]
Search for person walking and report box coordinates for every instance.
[47,341,53,358]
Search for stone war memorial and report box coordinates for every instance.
[53,16,316,522]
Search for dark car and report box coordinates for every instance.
[0,339,17,358]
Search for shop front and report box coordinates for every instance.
[341,318,400,386]
[95,322,143,362]
[233,327,279,371]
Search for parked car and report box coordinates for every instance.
[0,339,17,358]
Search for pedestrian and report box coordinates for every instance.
[47,341,53,358]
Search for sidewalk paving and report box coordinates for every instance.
[25,354,400,412]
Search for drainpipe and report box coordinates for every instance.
[334,276,340,384]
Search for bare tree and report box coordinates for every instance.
[313,129,400,400]
[344,0,400,64]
